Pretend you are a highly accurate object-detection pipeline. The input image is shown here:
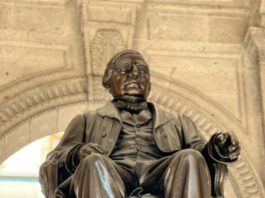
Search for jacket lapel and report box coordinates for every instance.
[97,101,122,123]
[96,101,122,155]
[150,103,172,130]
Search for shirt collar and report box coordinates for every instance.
[120,109,152,126]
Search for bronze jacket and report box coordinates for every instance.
[48,101,205,163]
[40,101,206,197]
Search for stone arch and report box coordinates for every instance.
[0,76,89,162]
[0,73,264,198]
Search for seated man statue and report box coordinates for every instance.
[39,49,240,198]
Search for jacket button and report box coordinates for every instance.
[163,134,168,138]
[102,133,107,138]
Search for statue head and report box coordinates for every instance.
[102,49,151,100]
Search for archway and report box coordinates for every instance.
[0,74,264,198]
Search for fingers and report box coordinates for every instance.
[228,133,240,151]
[80,145,94,154]
[229,145,240,155]
[229,149,240,160]
[216,132,239,146]
[214,131,241,162]
[40,161,58,192]
[228,140,239,152]
[87,143,106,154]
[227,133,240,160]
[215,132,229,148]
[78,146,93,161]
[78,144,106,161]
[215,133,226,145]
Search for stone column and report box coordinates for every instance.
[242,27,265,183]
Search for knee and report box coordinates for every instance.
[79,153,107,167]
[173,149,205,164]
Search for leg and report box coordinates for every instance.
[164,149,211,198]
[72,153,126,198]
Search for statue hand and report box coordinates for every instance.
[39,160,59,196]
[77,143,106,162]
[214,132,241,162]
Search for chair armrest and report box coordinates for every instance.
[208,162,228,197]
[39,160,60,197]
[39,159,72,197]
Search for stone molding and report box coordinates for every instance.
[242,27,265,171]
[145,3,250,16]
[243,27,265,65]
[0,0,71,6]
[88,0,250,8]
[260,0,265,27]
[0,77,87,137]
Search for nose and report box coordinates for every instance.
[129,63,140,77]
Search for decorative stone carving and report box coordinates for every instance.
[0,78,87,137]
[91,29,126,76]
[89,29,126,101]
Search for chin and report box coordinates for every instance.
[124,94,143,97]
[124,89,143,95]
[124,92,144,97]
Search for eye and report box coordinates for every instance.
[136,64,149,75]
[116,63,131,74]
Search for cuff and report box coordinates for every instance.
[65,144,84,173]
[206,134,237,164]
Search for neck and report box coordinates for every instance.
[112,95,148,113]
[113,95,146,103]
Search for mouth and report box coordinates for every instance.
[126,83,139,88]
[124,81,140,88]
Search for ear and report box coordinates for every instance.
[104,82,110,89]
[145,83,151,99]
[108,87,113,95]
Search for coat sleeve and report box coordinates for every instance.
[179,115,206,151]
[39,113,86,196]
[46,113,86,164]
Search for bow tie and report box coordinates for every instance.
[113,100,148,113]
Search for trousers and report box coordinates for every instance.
[68,149,211,198]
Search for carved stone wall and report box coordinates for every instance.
[0,0,264,197]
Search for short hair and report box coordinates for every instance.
[102,49,145,89]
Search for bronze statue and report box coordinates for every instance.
[39,50,240,198]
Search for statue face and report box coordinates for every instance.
[109,54,151,99]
